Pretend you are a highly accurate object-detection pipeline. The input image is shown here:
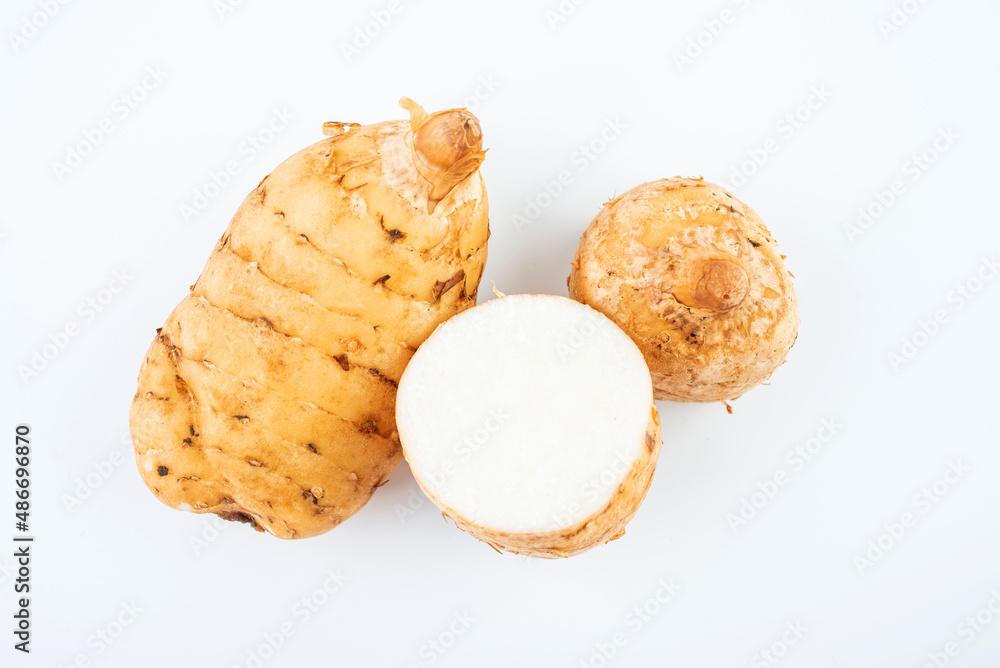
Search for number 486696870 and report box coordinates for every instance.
[15,425,30,531]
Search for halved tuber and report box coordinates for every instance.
[396,294,661,558]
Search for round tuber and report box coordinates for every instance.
[568,177,799,403]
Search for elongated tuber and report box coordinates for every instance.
[129,99,489,539]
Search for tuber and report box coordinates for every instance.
[129,99,489,539]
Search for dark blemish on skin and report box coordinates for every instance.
[645,431,657,453]
[727,205,736,213]
[359,418,379,434]
[305,444,318,454]
[373,274,390,287]
[303,490,318,505]
[157,466,168,476]
[368,368,397,388]
[748,238,761,248]
[275,211,285,219]
[234,415,250,421]
[432,269,466,303]
[189,425,195,436]
[297,233,309,244]
[217,511,258,528]
[182,438,193,445]
[378,214,407,242]
[333,354,350,371]
[257,317,274,329]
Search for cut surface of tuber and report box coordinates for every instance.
[396,294,661,557]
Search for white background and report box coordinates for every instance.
[2,0,999,666]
